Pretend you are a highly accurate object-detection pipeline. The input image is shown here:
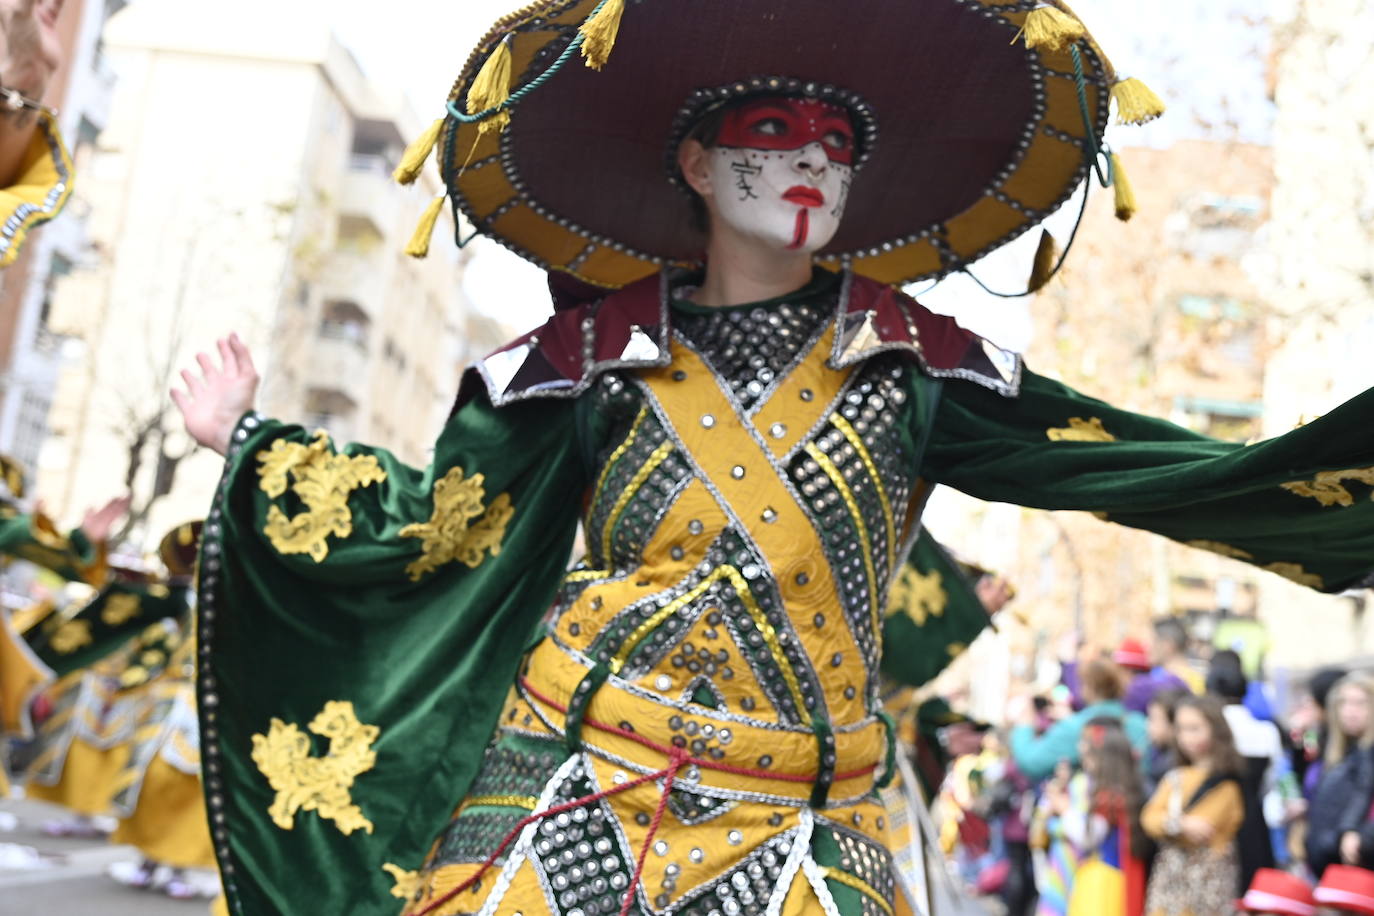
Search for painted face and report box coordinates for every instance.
[703,97,855,253]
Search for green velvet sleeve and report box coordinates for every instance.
[880,527,991,688]
[200,389,590,916]
[0,509,97,583]
[919,367,1374,593]
[25,581,191,679]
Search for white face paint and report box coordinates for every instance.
[704,143,853,254]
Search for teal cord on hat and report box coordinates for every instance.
[449,0,613,127]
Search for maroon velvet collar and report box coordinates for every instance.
[458,269,1021,411]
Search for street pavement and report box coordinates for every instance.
[0,797,212,914]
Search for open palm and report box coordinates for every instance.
[0,0,64,93]
[79,493,130,543]
[171,334,260,456]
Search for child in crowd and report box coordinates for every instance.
[1061,719,1147,916]
[1144,687,1187,798]
[1234,868,1316,916]
[1141,695,1246,916]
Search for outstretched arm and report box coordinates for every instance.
[918,367,1374,593]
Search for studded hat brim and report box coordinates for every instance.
[444,0,1114,289]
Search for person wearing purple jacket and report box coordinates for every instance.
[1117,637,1191,714]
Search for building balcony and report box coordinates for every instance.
[306,336,369,412]
[338,156,402,240]
[320,249,388,320]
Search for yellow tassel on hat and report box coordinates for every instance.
[393,118,444,186]
[1111,77,1166,126]
[1016,5,1087,52]
[405,194,447,259]
[1111,153,1137,222]
[467,37,513,136]
[1028,229,1060,292]
[579,0,626,71]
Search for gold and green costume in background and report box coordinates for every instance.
[197,269,1374,916]
[0,112,73,268]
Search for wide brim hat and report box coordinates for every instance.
[400,0,1164,290]
[0,453,25,503]
[157,520,203,579]
[1236,868,1316,916]
[1316,865,1374,916]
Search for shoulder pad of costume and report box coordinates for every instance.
[458,271,671,410]
[833,274,1022,397]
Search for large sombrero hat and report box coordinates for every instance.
[0,453,25,503]
[157,519,203,579]
[398,0,1163,291]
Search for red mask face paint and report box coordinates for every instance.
[714,98,856,166]
[701,96,855,254]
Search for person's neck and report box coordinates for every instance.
[689,225,815,308]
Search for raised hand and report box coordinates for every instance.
[79,493,130,543]
[0,0,63,99]
[170,334,260,457]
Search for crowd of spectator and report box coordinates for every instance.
[931,618,1374,916]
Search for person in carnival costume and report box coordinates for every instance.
[0,451,127,809]
[5,521,189,836]
[171,2,1374,914]
[0,0,74,267]
[103,521,220,900]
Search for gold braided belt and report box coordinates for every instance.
[519,639,888,807]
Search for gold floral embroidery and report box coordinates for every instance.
[1281,466,1374,508]
[257,433,388,563]
[399,467,513,581]
[382,863,423,901]
[1186,540,1255,561]
[947,642,968,658]
[101,593,141,626]
[886,565,947,627]
[50,619,92,654]
[251,700,380,836]
[1263,562,1324,589]
[1046,417,1117,443]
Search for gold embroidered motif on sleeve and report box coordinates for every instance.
[886,564,947,627]
[1262,562,1324,589]
[101,593,141,626]
[1281,466,1374,508]
[1185,541,1255,561]
[382,863,423,901]
[50,619,92,654]
[398,467,514,581]
[250,700,380,836]
[257,433,388,562]
[1046,417,1117,443]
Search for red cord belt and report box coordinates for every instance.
[405,677,877,916]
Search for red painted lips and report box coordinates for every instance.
[783,186,825,208]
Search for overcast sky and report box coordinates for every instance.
[331,0,1273,345]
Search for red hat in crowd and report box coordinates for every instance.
[1236,869,1316,916]
[1316,865,1374,915]
[1113,638,1152,673]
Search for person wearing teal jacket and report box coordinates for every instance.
[1010,658,1149,782]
